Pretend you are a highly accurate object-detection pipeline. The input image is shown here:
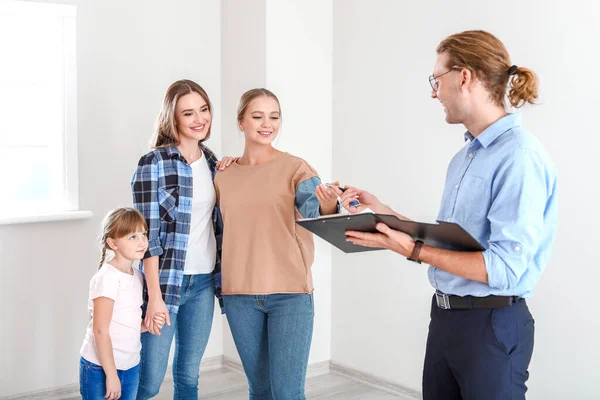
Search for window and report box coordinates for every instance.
[0,1,86,223]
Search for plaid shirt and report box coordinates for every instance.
[131,144,223,313]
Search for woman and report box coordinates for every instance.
[215,88,340,400]
[131,79,232,399]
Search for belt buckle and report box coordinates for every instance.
[436,293,451,310]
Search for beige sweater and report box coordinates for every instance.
[214,153,318,295]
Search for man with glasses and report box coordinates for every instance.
[336,30,558,400]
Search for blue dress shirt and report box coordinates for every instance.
[428,113,558,298]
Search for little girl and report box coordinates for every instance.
[79,208,165,400]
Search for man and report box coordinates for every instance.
[337,30,558,399]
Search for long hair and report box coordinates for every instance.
[98,207,148,269]
[151,79,213,148]
[437,30,538,108]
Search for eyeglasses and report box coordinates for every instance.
[428,67,459,91]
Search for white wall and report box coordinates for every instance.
[266,0,333,364]
[220,0,333,365]
[3,1,597,398]
[331,1,599,399]
[221,0,266,159]
[0,0,223,396]
[220,0,267,362]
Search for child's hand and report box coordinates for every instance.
[316,182,340,215]
[153,312,166,331]
[141,312,168,334]
[105,373,121,399]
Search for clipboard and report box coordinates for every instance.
[296,213,485,254]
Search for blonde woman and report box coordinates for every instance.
[215,88,340,399]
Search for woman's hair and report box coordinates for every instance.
[237,88,282,123]
[98,207,148,269]
[151,79,213,148]
[436,30,538,108]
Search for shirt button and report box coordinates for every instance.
[455,184,459,189]
[514,246,521,252]
[468,153,474,158]
[446,218,451,222]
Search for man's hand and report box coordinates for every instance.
[345,222,415,256]
[333,186,387,214]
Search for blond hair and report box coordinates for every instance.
[237,88,282,123]
[98,207,148,269]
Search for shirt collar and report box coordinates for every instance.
[164,146,186,162]
[463,113,521,148]
[165,143,209,162]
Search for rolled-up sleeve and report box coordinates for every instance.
[296,176,323,219]
[483,149,550,291]
[132,154,163,258]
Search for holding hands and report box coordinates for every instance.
[143,312,167,334]
[144,297,171,335]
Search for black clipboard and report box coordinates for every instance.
[296,213,485,254]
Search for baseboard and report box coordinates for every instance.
[199,354,224,371]
[3,357,420,400]
[0,383,80,400]
[1,355,224,400]
[222,356,331,378]
[306,360,331,378]
[222,355,245,374]
[161,355,223,382]
[330,362,422,399]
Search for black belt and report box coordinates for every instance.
[435,292,521,310]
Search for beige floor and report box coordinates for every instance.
[152,368,415,399]
[24,366,416,400]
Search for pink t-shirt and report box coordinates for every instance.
[79,263,143,370]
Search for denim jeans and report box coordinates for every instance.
[223,294,314,400]
[137,274,215,400]
[79,357,140,400]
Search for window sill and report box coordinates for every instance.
[0,210,93,226]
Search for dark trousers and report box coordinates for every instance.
[422,295,535,400]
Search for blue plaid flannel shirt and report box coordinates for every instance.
[131,144,224,314]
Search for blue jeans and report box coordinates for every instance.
[423,295,535,400]
[137,274,215,400]
[223,294,314,400]
[79,357,140,400]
